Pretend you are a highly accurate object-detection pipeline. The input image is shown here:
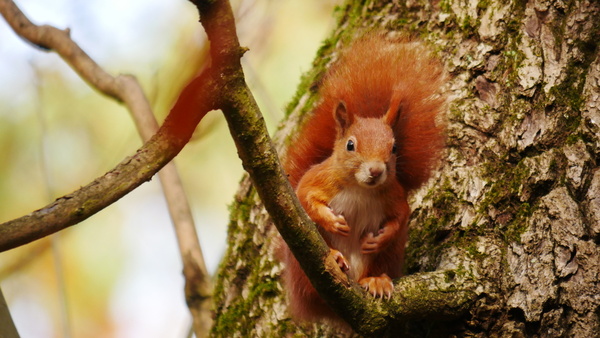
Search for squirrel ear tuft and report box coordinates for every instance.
[384,97,402,127]
[334,101,353,132]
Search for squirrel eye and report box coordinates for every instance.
[392,142,397,154]
[346,139,355,151]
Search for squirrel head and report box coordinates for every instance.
[333,101,399,189]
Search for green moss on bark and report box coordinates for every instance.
[406,180,459,273]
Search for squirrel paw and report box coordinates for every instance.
[361,228,388,254]
[323,208,350,236]
[329,249,350,272]
[359,274,393,299]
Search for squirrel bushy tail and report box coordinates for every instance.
[280,31,446,326]
[285,32,446,191]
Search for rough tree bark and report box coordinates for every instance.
[212,0,600,336]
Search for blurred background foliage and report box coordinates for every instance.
[0,0,338,336]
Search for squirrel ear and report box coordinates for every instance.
[334,101,353,132]
[384,98,402,127]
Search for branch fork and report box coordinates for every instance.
[0,0,477,335]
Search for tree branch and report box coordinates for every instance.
[0,1,213,335]
[0,0,206,247]
[191,0,475,335]
[0,0,477,334]
[0,288,19,338]
[0,0,133,104]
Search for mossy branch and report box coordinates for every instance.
[0,0,478,334]
[190,0,477,335]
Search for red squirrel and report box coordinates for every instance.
[280,32,446,324]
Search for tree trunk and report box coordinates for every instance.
[212,0,600,336]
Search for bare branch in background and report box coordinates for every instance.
[0,288,19,338]
[0,0,212,335]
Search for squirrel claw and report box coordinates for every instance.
[330,249,350,272]
[358,274,393,299]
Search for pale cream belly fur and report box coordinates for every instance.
[328,186,386,281]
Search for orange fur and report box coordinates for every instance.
[286,33,445,190]
[281,32,446,325]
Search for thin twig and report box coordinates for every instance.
[0,0,213,335]
[0,288,19,338]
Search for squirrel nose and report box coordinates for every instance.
[369,167,383,178]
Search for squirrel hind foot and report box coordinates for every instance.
[358,273,393,299]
